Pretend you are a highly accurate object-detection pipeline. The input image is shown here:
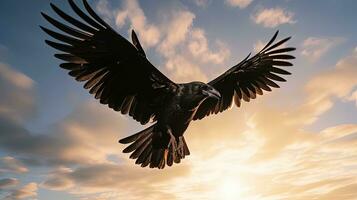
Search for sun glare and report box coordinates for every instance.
[217,178,246,200]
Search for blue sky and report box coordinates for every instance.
[1,0,357,200]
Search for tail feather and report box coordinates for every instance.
[119,124,190,169]
[136,144,152,164]
[141,154,151,167]
[130,138,151,159]
[182,137,190,156]
[119,125,154,144]
[123,132,151,153]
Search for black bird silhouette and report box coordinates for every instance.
[41,0,296,169]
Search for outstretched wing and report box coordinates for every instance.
[193,31,295,120]
[41,0,178,124]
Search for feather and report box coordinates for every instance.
[264,37,291,52]
[41,26,82,45]
[260,30,279,52]
[68,0,104,30]
[259,77,280,88]
[50,3,97,34]
[131,30,146,57]
[41,12,91,39]
[265,72,286,82]
[272,60,293,67]
[267,54,295,60]
[267,47,296,55]
[270,67,291,75]
[83,0,111,29]
[55,54,86,63]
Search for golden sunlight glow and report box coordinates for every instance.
[217,178,246,200]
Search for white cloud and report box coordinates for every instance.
[188,28,231,64]
[252,7,296,28]
[301,37,344,62]
[158,10,195,57]
[226,0,253,8]
[165,54,208,82]
[157,10,230,82]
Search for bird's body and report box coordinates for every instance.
[42,0,296,169]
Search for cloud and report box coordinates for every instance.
[301,37,344,62]
[346,90,357,107]
[4,1,357,200]
[165,54,208,82]
[0,178,19,188]
[157,10,195,57]
[296,48,357,124]
[157,10,230,82]
[96,0,231,82]
[0,63,35,122]
[252,7,296,28]
[0,157,28,174]
[253,40,265,53]
[188,28,231,64]
[0,100,127,166]
[225,0,253,8]
[42,163,190,199]
[97,0,160,48]
[4,182,38,200]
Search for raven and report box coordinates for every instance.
[41,0,296,169]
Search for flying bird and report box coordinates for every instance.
[41,0,296,169]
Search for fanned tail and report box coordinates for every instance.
[119,124,190,169]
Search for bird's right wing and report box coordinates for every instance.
[193,31,296,120]
[41,0,178,125]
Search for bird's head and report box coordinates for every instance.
[181,82,221,110]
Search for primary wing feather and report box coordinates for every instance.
[193,31,295,120]
[42,0,177,124]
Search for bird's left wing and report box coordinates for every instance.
[41,0,178,125]
[193,31,295,120]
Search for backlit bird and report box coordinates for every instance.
[41,0,296,169]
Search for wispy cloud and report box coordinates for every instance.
[4,182,38,200]
[0,63,35,123]
[301,36,344,62]
[225,0,253,9]
[298,48,357,123]
[252,7,296,28]
[0,157,28,174]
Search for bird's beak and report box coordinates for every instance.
[207,88,221,100]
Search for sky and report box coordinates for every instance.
[1,0,357,199]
